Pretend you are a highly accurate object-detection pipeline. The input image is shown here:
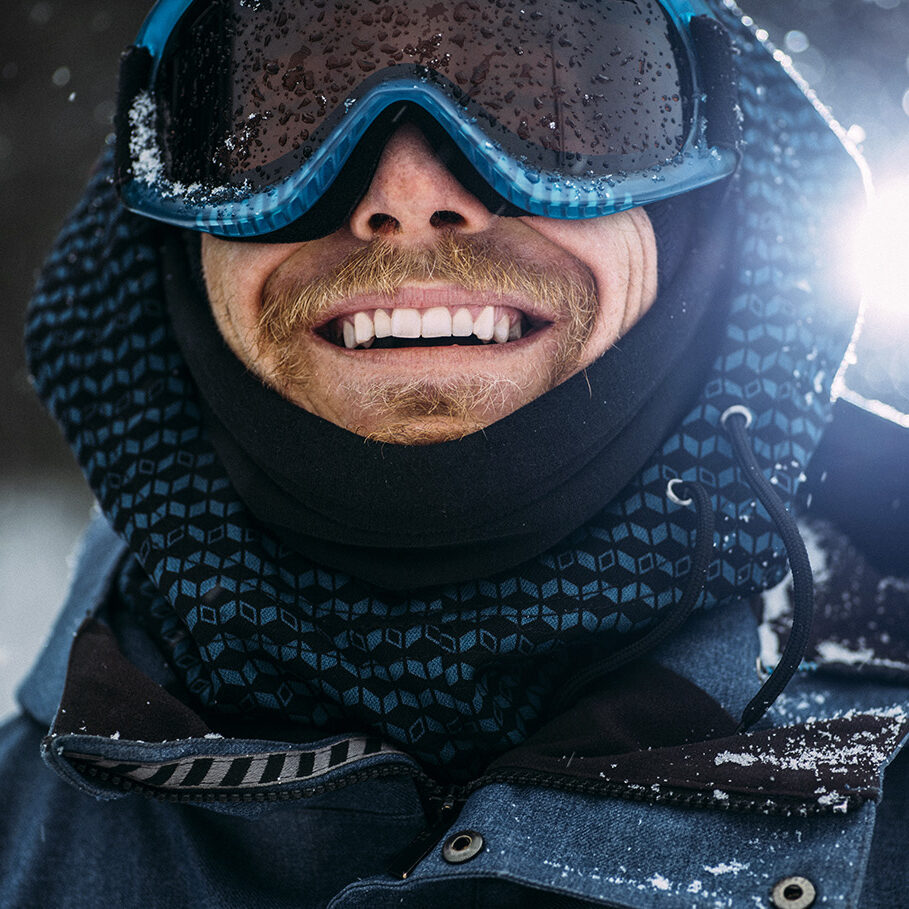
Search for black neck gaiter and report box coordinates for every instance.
[164,186,735,591]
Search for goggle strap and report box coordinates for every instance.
[115,45,153,190]
[690,16,742,154]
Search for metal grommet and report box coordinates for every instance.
[720,404,754,429]
[771,876,816,909]
[441,830,484,865]
[666,478,693,507]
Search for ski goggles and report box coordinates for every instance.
[115,0,740,241]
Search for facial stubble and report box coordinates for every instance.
[256,234,599,442]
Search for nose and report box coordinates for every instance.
[347,123,495,243]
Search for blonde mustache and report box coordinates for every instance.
[256,233,598,384]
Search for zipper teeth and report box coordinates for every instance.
[71,757,863,817]
[468,768,866,817]
[386,788,465,880]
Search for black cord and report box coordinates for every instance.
[551,480,716,714]
[722,410,815,732]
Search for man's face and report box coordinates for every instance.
[202,124,658,444]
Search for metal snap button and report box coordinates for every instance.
[771,876,816,908]
[441,830,484,864]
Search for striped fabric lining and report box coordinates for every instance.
[65,736,404,790]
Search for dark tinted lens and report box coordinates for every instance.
[157,0,690,187]
[163,3,233,185]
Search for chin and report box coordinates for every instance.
[300,369,553,444]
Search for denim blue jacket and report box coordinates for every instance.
[2,509,907,909]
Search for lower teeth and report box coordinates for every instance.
[331,317,531,349]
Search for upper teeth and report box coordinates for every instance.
[334,306,525,349]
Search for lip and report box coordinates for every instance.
[310,284,559,332]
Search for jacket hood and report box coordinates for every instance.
[24,1,866,771]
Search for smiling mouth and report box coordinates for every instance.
[318,304,546,350]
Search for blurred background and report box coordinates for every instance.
[1,0,908,718]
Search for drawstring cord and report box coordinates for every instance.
[552,405,814,734]
[720,406,815,733]
[551,479,716,715]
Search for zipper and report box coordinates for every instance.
[64,744,866,818]
[386,788,466,879]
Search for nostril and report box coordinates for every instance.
[368,213,399,234]
[430,210,466,228]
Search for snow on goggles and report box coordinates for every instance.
[115,0,740,240]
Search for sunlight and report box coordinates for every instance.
[854,177,909,327]
[836,176,909,426]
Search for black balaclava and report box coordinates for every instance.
[166,182,734,591]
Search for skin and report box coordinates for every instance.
[202,123,658,444]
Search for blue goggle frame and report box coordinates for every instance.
[117,0,740,239]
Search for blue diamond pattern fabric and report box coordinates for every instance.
[25,4,863,774]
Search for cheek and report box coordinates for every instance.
[201,236,301,339]
[518,209,658,336]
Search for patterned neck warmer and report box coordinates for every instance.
[165,189,717,592]
[26,8,861,777]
